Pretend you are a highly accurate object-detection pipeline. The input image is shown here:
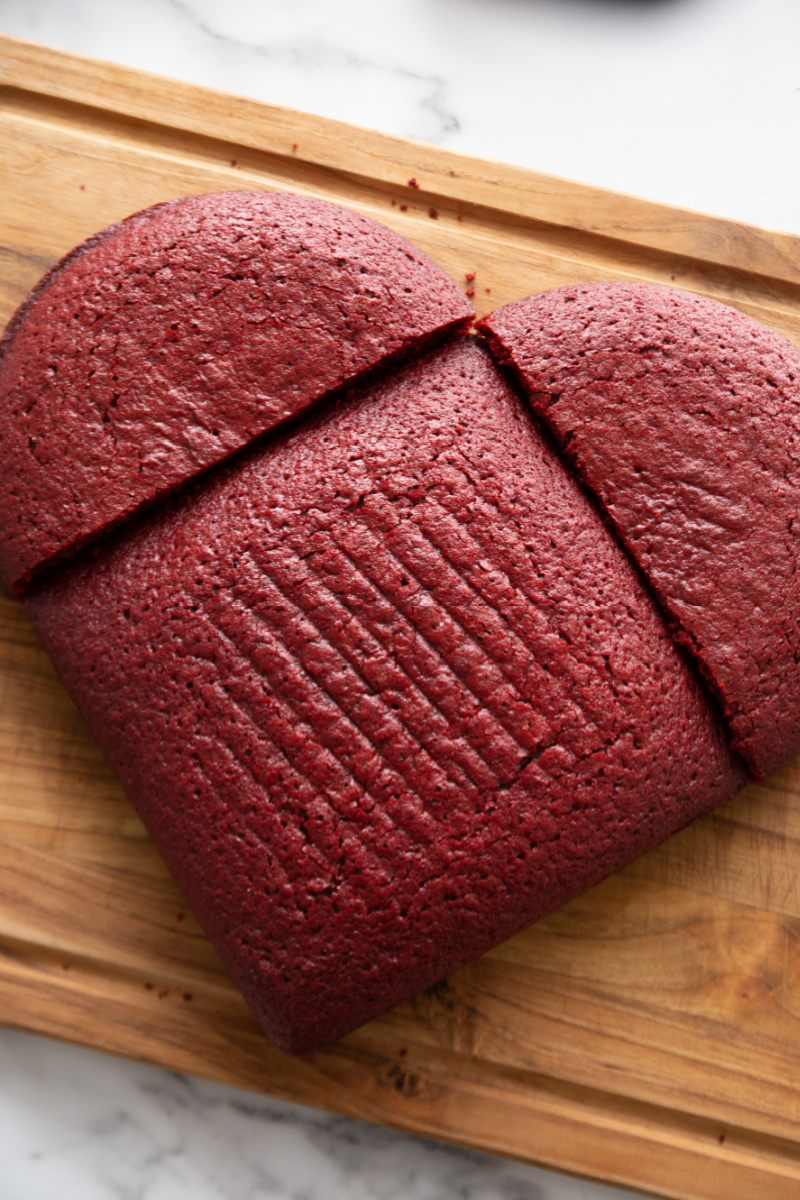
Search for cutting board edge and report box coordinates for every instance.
[4,959,800,1200]
[2,33,799,288]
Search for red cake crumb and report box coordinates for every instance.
[26,336,744,1055]
[480,282,800,778]
[0,191,473,594]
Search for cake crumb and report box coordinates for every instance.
[408,177,420,189]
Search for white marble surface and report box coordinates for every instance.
[0,2,798,1198]
[2,0,800,234]
[0,1028,639,1200]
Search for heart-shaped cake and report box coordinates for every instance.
[3,190,799,1056]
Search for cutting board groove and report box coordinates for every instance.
[3,34,800,1200]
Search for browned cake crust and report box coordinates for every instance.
[480,283,800,779]
[26,337,745,1055]
[0,191,472,594]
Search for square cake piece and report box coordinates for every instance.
[26,336,744,1054]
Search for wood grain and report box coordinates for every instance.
[2,34,800,1200]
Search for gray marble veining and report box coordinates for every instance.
[1,0,799,231]
[0,1029,636,1200]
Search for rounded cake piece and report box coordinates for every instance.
[26,336,744,1056]
[0,190,473,594]
[480,282,800,779]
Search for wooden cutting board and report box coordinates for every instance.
[3,34,800,1200]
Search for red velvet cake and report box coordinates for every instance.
[480,283,800,780]
[4,194,772,1055]
[0,190,472,594]
[25,337,744,1055]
